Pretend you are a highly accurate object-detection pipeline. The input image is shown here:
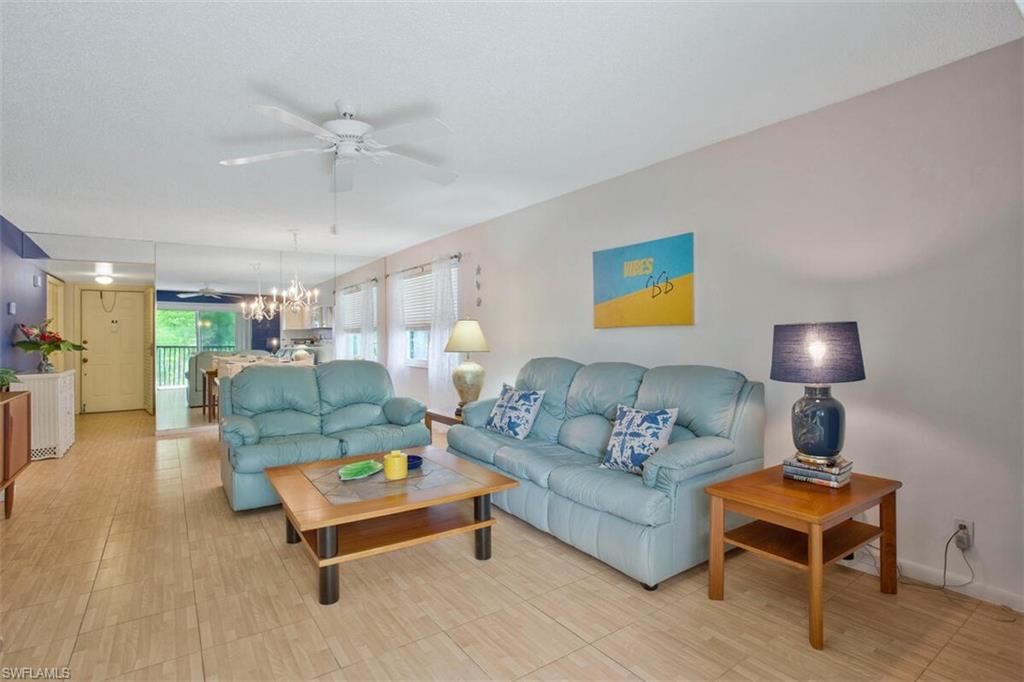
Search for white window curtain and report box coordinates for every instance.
[386,274,406,378]
[427,256,460,409]
[359,283,378,361]
[333,287,346,359]
[235,314,252,351]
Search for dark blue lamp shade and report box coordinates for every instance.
[770,322,865,462]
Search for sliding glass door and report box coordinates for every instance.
[155,309,237,387]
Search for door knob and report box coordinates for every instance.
[82,358,88,364]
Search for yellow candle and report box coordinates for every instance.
[383,451,408,481]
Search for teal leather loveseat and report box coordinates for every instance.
[219,360,430,510]
[447,357,764,588]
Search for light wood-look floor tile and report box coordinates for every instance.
[197,578,310,649]
[528,574,657,643]
[81,576,197,633]
[328,632,487,681]
[201,618,338,681]
[408,564,523,631]
[920,602,1023,681]
[594,621,733,680]
[522,646,638,681]
[448,601,586,679]
[109,652,205,681]
[0,593,89,654]
[70,605,201,680]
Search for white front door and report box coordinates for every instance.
[81,290,145,413]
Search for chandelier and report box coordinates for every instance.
[240,263,278,322]
[276,231,319,312]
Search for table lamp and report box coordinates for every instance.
[444,319,489,415]
[770,321,865,463]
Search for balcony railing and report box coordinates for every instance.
[156,345,235,388]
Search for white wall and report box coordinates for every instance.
[353,42,1024,606]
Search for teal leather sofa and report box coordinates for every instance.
[219,360,430,510]
[447,358,764,588]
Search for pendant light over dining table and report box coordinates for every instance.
[276,231,319,312]
[240,262,278,322]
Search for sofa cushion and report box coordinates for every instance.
[635,365,746,438]
[229,366,321,437]
[514,357,584,442]
[548,464,672,526]
[603,405,678,474]
[333,423,431,456]
[383,397,426,426]
[557,414,612,457]
[486,384,545,440]
[565,363,646,419]
[317,361,396,433]
[447,424,543,464]
[492,443,597,488]
[231,434,341,474]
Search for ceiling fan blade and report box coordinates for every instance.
[253,105,339,140]
[333,160,355,193]
[219,147,333,166]
[177,292,201,299]
[371,118,452,148]
[382,150,458,186]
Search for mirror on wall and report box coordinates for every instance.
[152,242,360,432]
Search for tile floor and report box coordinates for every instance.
[0,411,1020,681]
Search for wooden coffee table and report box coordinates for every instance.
[265,445,517,605]
[705,465,902,649]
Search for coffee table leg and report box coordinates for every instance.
[318,526,340,605]
[474,494,492,560]
[286,517,300,544]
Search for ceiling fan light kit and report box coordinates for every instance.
[219,99,458,192]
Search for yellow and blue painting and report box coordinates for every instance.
[593,232,694,328]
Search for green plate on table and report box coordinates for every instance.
[338,460,383,481]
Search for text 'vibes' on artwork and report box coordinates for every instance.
[592,232,694,328]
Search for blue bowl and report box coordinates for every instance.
[407,455,423,470]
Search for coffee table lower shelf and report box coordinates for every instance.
[293,500,494,568]
[724,518,882,571]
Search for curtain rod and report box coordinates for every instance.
[385,252,462,279]
[339,276,379,294]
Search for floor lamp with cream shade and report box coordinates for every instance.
[444,320,489,415]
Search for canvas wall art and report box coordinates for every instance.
[592,232,694,328]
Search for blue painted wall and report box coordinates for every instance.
[251,315,281,352]
[1,218,50,372]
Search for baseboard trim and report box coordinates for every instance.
[841,549,1023,612]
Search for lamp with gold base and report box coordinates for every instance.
[444,320,489,416]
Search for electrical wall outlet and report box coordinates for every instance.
[954,518,974,550]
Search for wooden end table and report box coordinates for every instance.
[705,464,902,649]
[424,406,461,432]
[265,445,517,605]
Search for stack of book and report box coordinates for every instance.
[783,455,852,488]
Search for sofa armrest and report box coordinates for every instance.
[461,398,498,428]
[383,397,426,426]
[642,437,735,489]
[221,414,259,448]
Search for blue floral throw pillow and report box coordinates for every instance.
[602,404,679,474]
[485,384,546,440]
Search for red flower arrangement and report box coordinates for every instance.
[15,319,86,372]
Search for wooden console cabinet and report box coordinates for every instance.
[0,391,32,518]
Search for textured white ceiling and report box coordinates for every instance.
[3,2,1021,273]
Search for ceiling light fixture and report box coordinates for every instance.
[240,263,278,322]
[94,275,114,285]
[275,231,319,312]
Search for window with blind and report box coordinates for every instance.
[401,266,458,367]
[339,284,378,359]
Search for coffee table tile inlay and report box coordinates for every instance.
[266,446,517,605]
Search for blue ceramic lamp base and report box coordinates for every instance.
[791,385,845,464]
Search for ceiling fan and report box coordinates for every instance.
[176,286,235,300]
[219,100,458,193]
